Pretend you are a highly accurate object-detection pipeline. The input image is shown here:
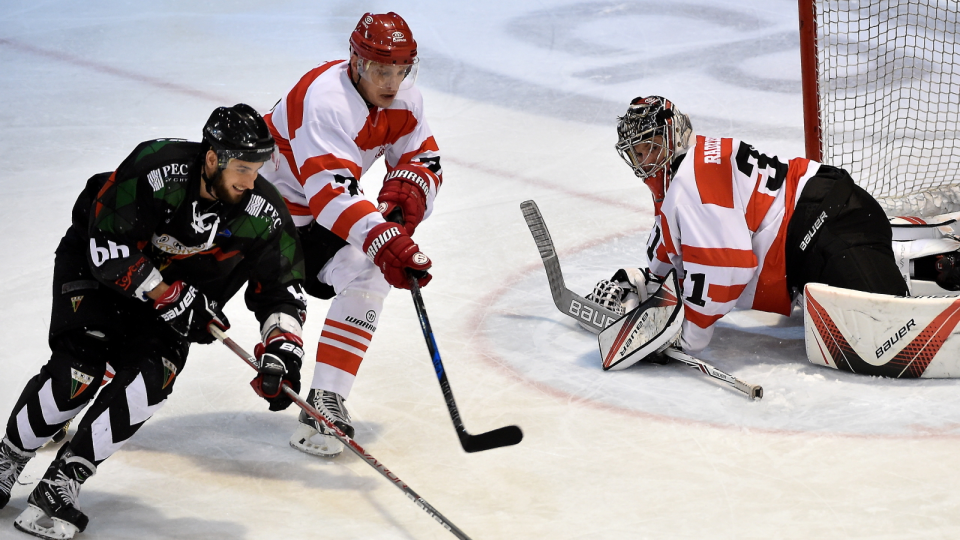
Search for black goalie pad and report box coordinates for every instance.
[598,268,683,371]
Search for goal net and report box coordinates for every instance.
[799,0,960,217]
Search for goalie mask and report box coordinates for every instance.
[597,268,683,371]
[615,96,692,210]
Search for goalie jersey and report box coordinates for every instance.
[645,136,822,353]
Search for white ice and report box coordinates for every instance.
[2,1,959,539]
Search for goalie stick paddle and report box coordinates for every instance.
[209,327,474,540]
[409,276,524,452]
[520,199,763,401]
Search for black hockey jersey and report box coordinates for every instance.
[62,138,306,325]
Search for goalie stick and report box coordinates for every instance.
[409,276,524,452]
[210,327,474,540]
[520,199,763,400]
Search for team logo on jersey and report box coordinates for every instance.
[70,368,95,399]
[71,296,84,312]
[161,357,178,389]
[191,200,220,235]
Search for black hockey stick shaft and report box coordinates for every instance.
[409,276,524,452]
[210,327,473,540]
[520,199,763,400]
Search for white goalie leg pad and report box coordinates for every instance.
[14,505,79,540]
[804,282,960,378]
[598,268,684,371]
[890,211,960,241]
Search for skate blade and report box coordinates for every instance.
[289,424,343,458]
[13,504,79,539]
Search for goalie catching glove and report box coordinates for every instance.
[250,333,304,411]
[596,268,684,371]
[377,164,433,235]
[363,222,432,289]
[581,267,658,331]
[153,281,230,343]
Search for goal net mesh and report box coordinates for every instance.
[812,1,960,216]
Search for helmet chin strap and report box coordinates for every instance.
[201,166,221,201]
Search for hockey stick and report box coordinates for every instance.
[662,348,763,399]
[520,199,763,400]
[409,276,524,452]
[210,327,474,540]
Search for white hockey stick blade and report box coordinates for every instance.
[520,200,620,332]
[805,282,960,378]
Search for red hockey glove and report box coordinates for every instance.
[363,222,432,289]
[377,164,432,235]
[250,333,304,411]
[153,281,230,344]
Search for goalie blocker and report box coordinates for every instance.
[597,269,683,370]
[804,282,960,378]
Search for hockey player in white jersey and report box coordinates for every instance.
[260,12,441,457]
[599,95,918,363]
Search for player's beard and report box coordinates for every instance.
[204,168,244,205]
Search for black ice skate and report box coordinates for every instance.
[289,389,354,458]
[14,454,96,540]
[1,436,36,509]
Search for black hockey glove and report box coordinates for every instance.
[250,333,304,411]
[153,281,230,344]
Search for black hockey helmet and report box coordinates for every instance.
[203,103,275,168]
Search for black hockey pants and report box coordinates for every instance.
[297,221,348,300]
[4,234,188,465]
[785,165,908,297]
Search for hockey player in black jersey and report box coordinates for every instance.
[0,104,308,539]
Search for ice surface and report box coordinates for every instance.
[2,1,959,539]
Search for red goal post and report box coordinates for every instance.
[799,0,960,217]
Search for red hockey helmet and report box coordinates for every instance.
[349,12,418,65]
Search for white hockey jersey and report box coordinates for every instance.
[645,136,822,352]
[261,60,442,248]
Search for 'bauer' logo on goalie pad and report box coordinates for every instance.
[598,269,683,371]
[804,282,960,378]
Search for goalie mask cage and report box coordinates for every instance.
[799,0,960,217]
